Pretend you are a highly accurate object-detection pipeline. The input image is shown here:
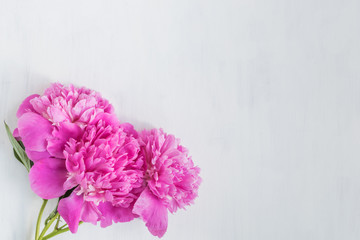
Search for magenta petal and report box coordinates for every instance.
[133,188,168,238]
[120,123,138,138]
[26,150,51,162]
[92,112,120,126]
[16,94,39,118]
[58,192,84,233]
[80,201,101,225]
[98,202,136,228]
[47,122,82,158]
[13,128,20,138]
[18,112,52,152]
[29,158,67,199]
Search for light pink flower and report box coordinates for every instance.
[57,114,144,233]
[133,129,201,238]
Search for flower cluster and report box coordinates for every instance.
[10,83,201,238]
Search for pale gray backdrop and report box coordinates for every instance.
[0,0,359,239]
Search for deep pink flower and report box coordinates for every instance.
[57,114,145,233]
[15,83,114,161]
[133,129,201,238]
[16,83,114,199]
[11,83,202,238]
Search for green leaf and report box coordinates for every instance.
[13,148,25,166]
[12,141,33,168]
[17,140,25,149]
[4,121,31,171]
[15,140,34,167]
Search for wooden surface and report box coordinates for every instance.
[0,0,359,239]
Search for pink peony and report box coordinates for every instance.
[133,129,201,238]
[16,83,116,200]
[15,83,114,161]
[57,114,144,233]
[9,83,202,238]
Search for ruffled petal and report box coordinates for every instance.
[48,106,68,123]
[17,112,52,152]
[29,158,67,199]
[98,202,136,228]
[16,94,39,118]
[47,122,82,158]
[120,123,138,138]
[133,188,168,238]
[92,112,120,126]
[58,192,84,233]
[30,95,50,116]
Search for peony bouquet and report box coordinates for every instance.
[4,83,201,240]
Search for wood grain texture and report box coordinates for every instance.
[0,0,359,239]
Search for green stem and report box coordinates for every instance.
[38,212,59,239]
[54,214,61,230]
[35,200,48,240]
[42,227,70,240]
[42,222,83,240]
[58,223,67,230]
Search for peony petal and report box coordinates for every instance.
[72,99,87,117]
[30,95,50,116]
[133,188,168,238]
[48,106,68,123]
[92,112,120,127]
[26,150,50,162]
[47,122,82,158]
[120,123,138,138]
[58,192,84,233]
[77,108,95,124]
[98,202,136,228]
[18,112,52,152]
[29,157,67,199]
[13,128,20,138]
[118,141,139,161]
[80,201,101,225]
[16,94,39,118]
[160,134,176,154]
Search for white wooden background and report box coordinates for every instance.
[0,0,359,239]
